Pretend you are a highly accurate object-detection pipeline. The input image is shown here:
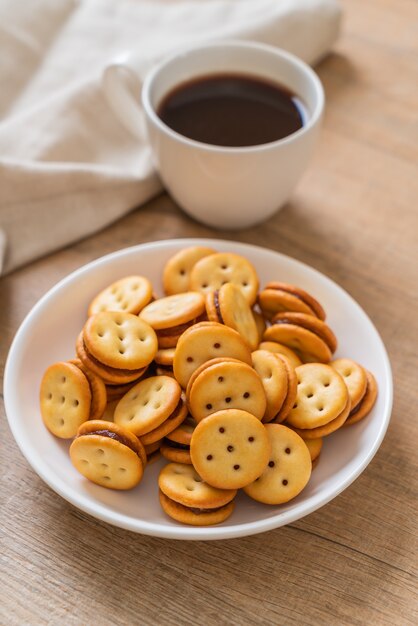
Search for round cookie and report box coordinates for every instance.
[140,398,188,445]
[159,491,235,525]
[190,252,259,305]
[70,358,107,421]
[173,321,252,388]
[40,361,91,438]
[159,462,236,506]
[163,246,216,295]
[258,282,326,320]
[83,312,158,370]
[139,292,205,330]
[243,424,312,504]
[286,364,349,429]
[76,332,148,385]
[190,409,270,489]
[166,415,197,445]
[272,312,337,354]
[188,359,267,422]
[88,275,153,316]
[263,323,331,363]
[258,341,303,368]
[344,370,377,426]
[105,379,142,401]
[70,420,146,489]
[206,283,259,351]
[155,347,176,366]
[114,375,182,436]
[251,350,288,423]
[291,397,351,438]
[331,358,367,411]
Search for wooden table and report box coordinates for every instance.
[1,1,417,623]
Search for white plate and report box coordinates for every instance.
[4,239,393,540]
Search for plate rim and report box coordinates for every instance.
[4,238,393,540]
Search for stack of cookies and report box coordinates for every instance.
[39,246,378,526]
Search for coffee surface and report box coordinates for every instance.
[157,73,305,147]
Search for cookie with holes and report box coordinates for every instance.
[70,420,146,489]
[173,321,252,389]
[286,363,349,434]
[344,370,377,427]
[80,311,157,383]
[251,350,289,423]
[139,292,206,348]
[76,331,149,385]
[163,246,216,295]
[258,341,303,368]
[263,313,334,363]
[190,252,259,306]
[190,409,270,490]
[291,398,351,439]
[258,282,326,320]
[114,375,182,436]
[69,358,107,421]
[140,396,188,445]
[331,358,367,413]
[243,424,311,504]
[187,358,266,423]
[40,361,92,438]
[158,463,236,526]
[161,415,197,464]
[205,283,259,351]
[88,275,153,317]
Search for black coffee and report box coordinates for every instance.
[157,73,305,147]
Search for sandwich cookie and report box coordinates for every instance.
[154,347,176,378]
[190,409,270,490]
[252,310,267,344]
[330,358,367,413]
[190,252,259,306]
[251,350,289,423]
[270,355,298,424]
[70,420,146,489]
[77,311,157,383]
[263,312,335,363]
[187,358,267,423]
[143,439,163,464]
[158,463,236,526]
[40,361,92,438]
[140,396,188,446]
[105,379,143,402]
[258,282,326,321]
[205,283,259,350]
[88,275,153,317]
[258,341,303,368]
[303,437,323,463]
[69,358,107,421]
[286,364,350,437]
[173,321,252,389]
[344,370,377,427]
[139,292,206,348]
[161,416,196,464]
[114,375,182,436]
[163,246,216,295]
[243,424,311,504]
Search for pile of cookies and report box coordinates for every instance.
[40,246,377,526]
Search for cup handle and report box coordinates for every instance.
[102,54,147,140]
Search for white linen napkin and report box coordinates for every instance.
[0,0,341,275]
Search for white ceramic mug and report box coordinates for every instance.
[103,41,324,229]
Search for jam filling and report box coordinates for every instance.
[156,314,206,338]
[165,494,231,515]
[83,429,141,457]
[164,439,190,450]
[83,340,144,375]
[213,291,225,324]
[272,317,332,349]
[166,398,184,421]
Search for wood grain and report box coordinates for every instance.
[1,1,417,624]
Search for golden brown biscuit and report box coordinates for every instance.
[331,358,367,411]
[258,282,326,320]
[258,341,303,368]
[163,246,216,295]
[190,252,259,305]
[344,371,377,426]
[272,312,337,354]
[88,276,153,316]
[69,358,107,421]
[251,350,288,423]
[263,323,332,363]
[70,420,146,489]
[190,409,270,489]
[40,361,91,438]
